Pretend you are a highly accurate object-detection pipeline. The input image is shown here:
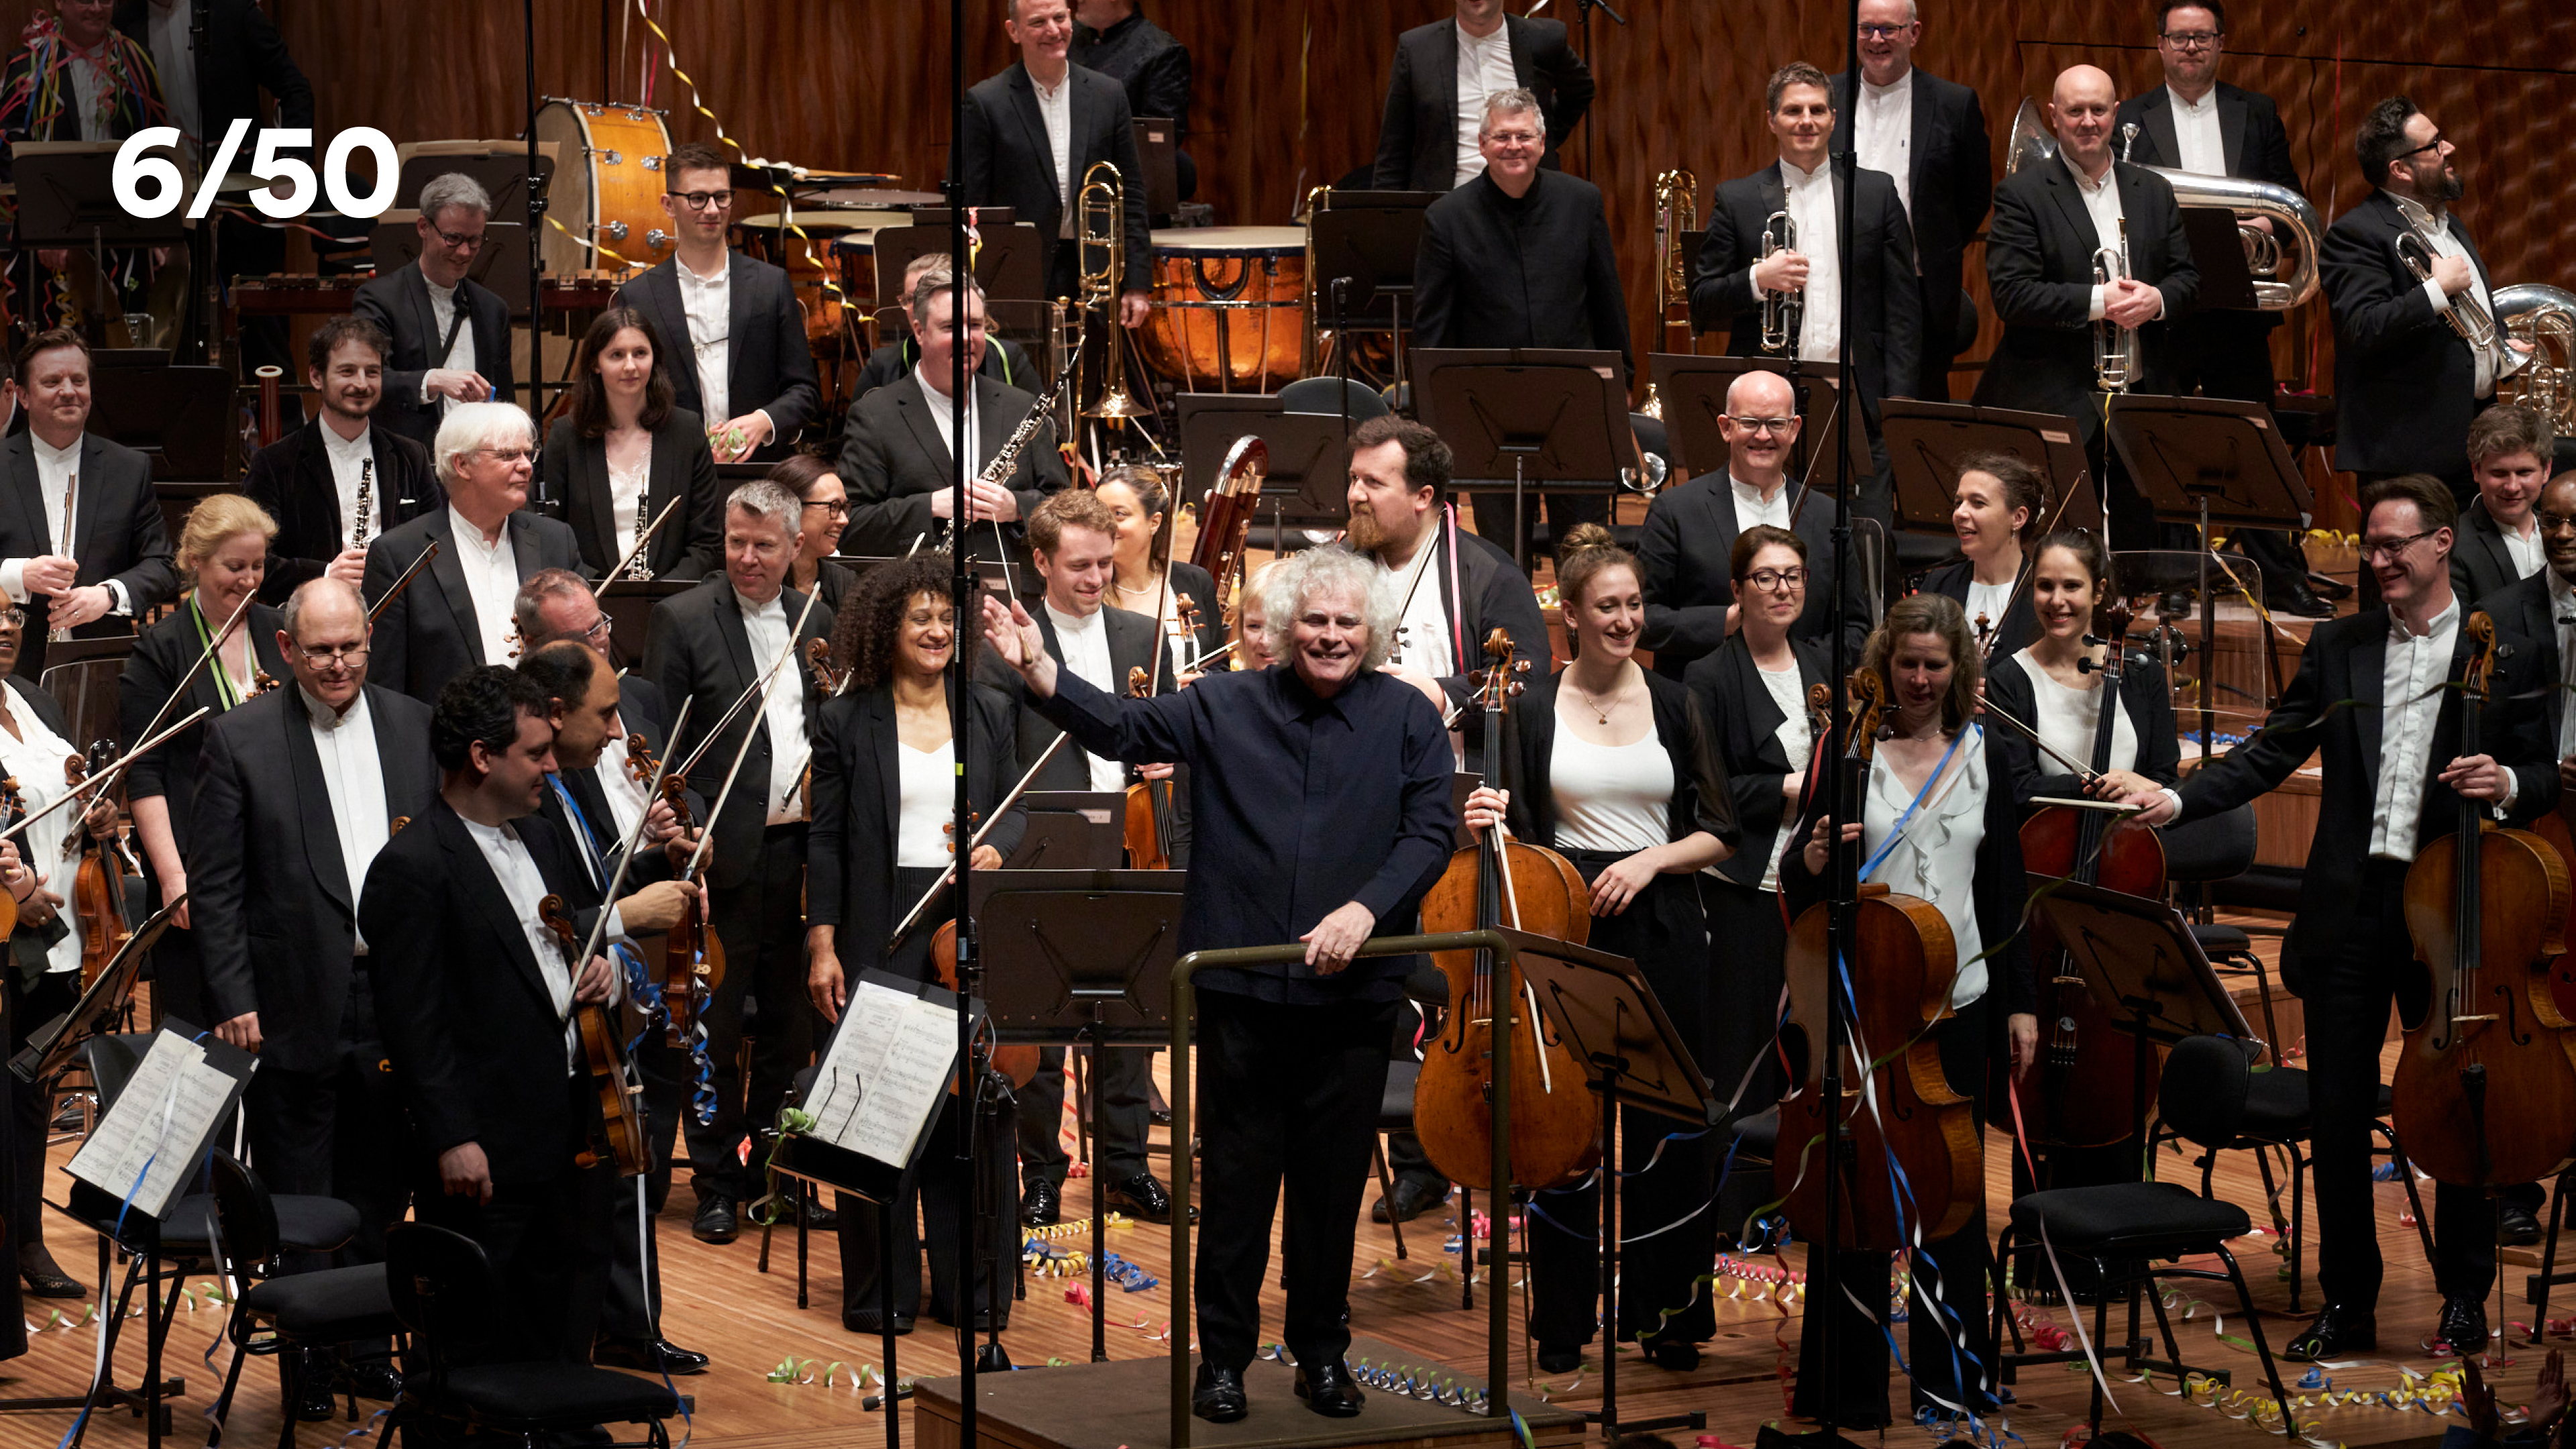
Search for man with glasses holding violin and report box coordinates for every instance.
[355,172,514,453]
[611,143,820,466]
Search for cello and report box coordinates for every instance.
[1413,629,1601,1192]
[2393,609,2576,1189]
[539,894,651,1177]
[1778,669,1983,1252]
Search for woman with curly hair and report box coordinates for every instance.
[804,552,1025,1338]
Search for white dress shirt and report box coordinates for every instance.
[1863,732,1994,1007]
[144,1,198,151]
[1967,578,2016,643]
[594,727,650,847]
[2015,645,2139,777]
[64,49,107,138]
[1756,661,1813,894]
[421,280,478,417]
[1452,23,1518,189]
[1855,71,1916,224]
[1379,545,1456,682]
[2063,155,2154,324]
[323,422,378,551]
[896,740,957,868]
[674,253,743,429]
[2369,598,2459,860]
[912,367,983,483]
[0,681,85,976]
[1730,474,1792,535]
[2167,85,2225,174]
[1780,156,1843,363]
[459,816,583,1067]
[608,452,650,568]
[1045,602,1129,793]
[737,590,810,825]
[2553,569,2576,761]
[2502,516,2546,581]
[2394,191,2502,398]
[1033,69,1075,236]
[305,686,391,956]
[447,506,519,667]
[1,431,130,617]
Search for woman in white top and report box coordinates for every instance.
[537,306,723,581]
[1460,524,1738,1375]
[1780,590,2035,1426]
[1096,466,1228,672]
[1917,450,2047,662]
[1984,527,2180,810]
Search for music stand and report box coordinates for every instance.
[999,792,1124,870]
[1412,348,1635,571]
[15,142,191,347]
[872,223,1047,305]
[970,868,1187,1362]
[9,899,178,1085]
[2174,209,2259,312]
[1649,354,1872,489]
[89,363,230,481]
[1175,396,1352,539]
[1879,399,2101,537]
[1511,927,1716,1440]
[1308,193,1436,380]
[596,578,698,675]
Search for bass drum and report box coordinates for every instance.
[533,100,676,278]
[1138,226,1304,392]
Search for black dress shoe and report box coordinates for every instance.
[842,1311,915,1336]
[347,1359,404,1401]
[1371,1175,1451,1224]
[1106,1172,1195,1224]
[19,1263,82,1299]
[291,1348,339,1421]
[2308,571,2354,601]
[1536,1344,1584,1374]
[1020,1177,1061,1227]
[2263,579,2334,619]
[1191,1363,1249,1424]
[1643,1337,1701,1371]
[691,1195,738,1244]
[2284,1303,2376,1360]
[1294,1359,1366,1417]
[800,1198,839,1231]
[594,1336,710,1375]
[2501,1203,2545,1246]
[2438,1293,2489,1356]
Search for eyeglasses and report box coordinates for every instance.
[1858,22,1913,38]
[2158,30,2222,48]
[293,643,370,665]
[668,189,734,211]
[578,613,614,645]
[2538,511,2576,532]
[0,608,24,629]
[1744,568,1809,592]
[1484,129,1542,148]
[425,219,486,251]
[2397,133,2447,161]
[803,498,851,518]
[2359,527,2440,561]
[1727,415,1797,435]
[474,447,537,464]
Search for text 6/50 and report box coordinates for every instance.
[113,121,398,221]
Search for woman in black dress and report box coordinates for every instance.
[537,305,723,580]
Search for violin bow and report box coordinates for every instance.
[674,585,829,782]
[684,586,827,881]
[886,732,1071,955]
[1978,697,2103,784]
[127,588,256,753]
[368,539,441,626]
[592,495,688,601]
[0,706,211,847]
[559,694,696,1026]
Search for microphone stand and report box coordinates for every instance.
[1563,0,1625,181]
[523,0,547,420]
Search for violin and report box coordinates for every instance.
[2394,610,2576,1188]
[539,894,650,1176]
[805,637,847,701]
[1121,664,1175,870]
[1413,630,1601,1191]
[2002,601,2164,1150]
[0,775,24,944]
[66,743,133,989]
[653,758,726,1044]
[1778,668,1982,1252]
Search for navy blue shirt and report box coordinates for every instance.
[1033,663,1459,1004]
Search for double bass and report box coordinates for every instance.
[539,894,650,1177]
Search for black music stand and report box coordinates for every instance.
[89,362,230,481]
[872,223,1046,305]
[596,579,698,674]
[1880,399,2101,537]
[1175,396,1352,543]
[1512,928,1717,1440]
[1412,348,1633,571]
[2176,209,2258,312]
[1649,354,1872,489]
[971,869,1187,1362]
[14,142,190,348]
[998,792,1124,870]
[1309,194,1436,382]
[40,636,139,748]
[9,900,178,1085]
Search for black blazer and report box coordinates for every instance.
[1829,66,1990,274]
[1413,169,1629,376]
[360,506,586,704]
[806,680,1028,980]
[1917,559,2039,661]
[364,798,608,1185]
[611,252,822,457]
[543,675,689,891]
[849,335,1033,407]
[835,373,1071,566]
[0,431,178,677]
[1496,669,1740,857]
[2478,572,2567,753]
[241,420,443,602]
[352,264,515,452]
[803,558,859,626]
[1683,632,1831,890]
[537,411,724,581]
[1971,159,2200,430]
[643,579,830,890]
[112,0,311,151]
[976,604,1175,792]
[1635,474,1867,678]
[954,62,1149,296]
[2450,500,2536,612]
[2176,608,2558,994]
[1687,160,1920,409]
[1984,649,2181,809]
[1370,15,1595,192]
[2322,190,2498,477]
[191,684,437,1073]
[117,599,289,861]
[2114,80,2299,337]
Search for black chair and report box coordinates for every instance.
[1993,1034,2295,1436]
[1366,1059,1425,1260]
[1279,375,1389,422]
[382,1224,682,1448]
[201,1153,400,1448]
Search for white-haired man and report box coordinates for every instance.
[354,172,516,451]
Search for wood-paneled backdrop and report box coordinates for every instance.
[252,0,2576,526]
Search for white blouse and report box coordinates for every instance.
[0,681,89,977]
[1860,727,1992,1009]
[608,453,651,568]
[1550,728,1672,857]
[894,739,956,869]
[2013,646,2137,782]
[1757,661,1812,894]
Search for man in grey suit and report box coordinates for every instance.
[362,402,585,704]
[0,328,178,679]
[190,578,437,1415]
[353,173,515,453]
[1371,0,1594,193]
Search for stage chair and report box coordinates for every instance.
[1279,376,1389,422]
[200,1152,400,1448]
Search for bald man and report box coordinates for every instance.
[1974,64,2198,546]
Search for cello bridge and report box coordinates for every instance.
[2452,1013,2500,1023]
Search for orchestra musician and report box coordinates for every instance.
[242,315,444,604]
[0,0,167,333]
[1370,0,1594,193]
[2445,403,2551,609]
[0,327,177,679]
[1095,464,1226,670]
[806,553,1027,1335]
[363,665,696,1364]
[643,480,830,1247]
[353,173,514,453]
[1635,369,1868,681]
[1831,0,1992,402]
[847,252,1037,407]
[837,267,1070,572]
[1070,0,1195,203]
[1412,88,1630,557]
[610,143,822,466]
[115,495,288,1036]
[189,576,435,1415]
[537,306,724,580]
[1230,559,1279,673]
[362,402,585,704]
[769,454,857,624]
[1973,65,2198,548]
[980,545,1458,1423]
[1461,524,1738,1374]
[1915,451,2045,659]
[2125,474,2557,1358]
[1782,591,2035,1424]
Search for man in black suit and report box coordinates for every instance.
[2322,97,2526,506]
[1973,64,2198,548]
[0,328,178,679]
[245,315,444,604]
[1371,0,1594,193]
[353,173,515,454]
[956,0,1150,317]
[849,252,1039,407]
[2448,404,2553,608]
[610,143,820,466]
[362,403,583,704]
[643,480,830,1246]
[2129,474,2558,1361]
[191,577,435,1414]
[1831,0,1990,401]
[838,270,1069,574]
[1637,369,1869,679]
[1072,0,1195,202]
[2480,470,2576,784]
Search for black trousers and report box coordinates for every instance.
[1018,1044,1155,1188]
[7,970,74,1263]
[1196,988,1395,1373]
[1528,864,1718,1350]
[1705,878,1790,1238]
[411,1082,613,1364]
[691,824,815,1201]
[144,923,210,1037]
[244,973,411,1278]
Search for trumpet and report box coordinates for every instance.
[1760,209,1801,355]
[1640,168,1698,420]
[2092,218,2139,393]
[1073,160,1148,423]
[2392,193,2530,390]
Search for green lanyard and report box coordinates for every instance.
[188,597,245,712]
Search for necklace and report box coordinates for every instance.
[1569,669,1625,725]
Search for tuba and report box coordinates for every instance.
[2391,193,2529,389]
[1760,210,1800,354]
[1073,161,1149,423]
[2496,283,2576,433]
[2092,219,2139,393]
[1640,168,1699,419]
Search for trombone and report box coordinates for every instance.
[1072,161,1151,432]
[1641,168,1698,420]
[2092,219,2139,393]
[1759,209,1801,354]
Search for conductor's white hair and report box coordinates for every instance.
[433,402,535,486]
[1258,546,1400,672]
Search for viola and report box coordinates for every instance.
[1121,664,1175,870]
[1413,629,1601,1192]
[2394,610,2576,1188]
[804,637,847,701]
[539,893,650,1177]
[66,743,133,989]
[1778,669,1983,1253]
[651,755,726,1044]
[0,775,24,944]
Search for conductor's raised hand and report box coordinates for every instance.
[980,596,1059,695]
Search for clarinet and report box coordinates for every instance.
[352,460,374,549]
[937,370,1074,553]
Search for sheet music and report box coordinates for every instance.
[66,1032,239,1219]
[802,981,959,1169]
